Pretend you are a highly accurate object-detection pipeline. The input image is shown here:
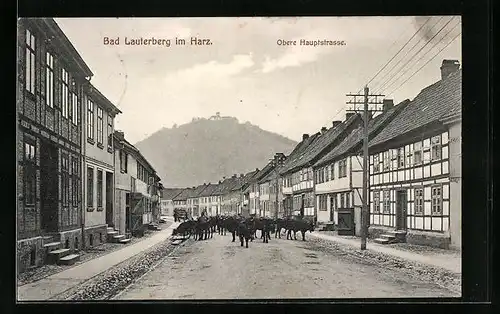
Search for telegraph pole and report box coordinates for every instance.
[346,87,384,250]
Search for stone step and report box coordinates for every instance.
[58,254,80,266]
[373,237,391,245]
[107,227,115,232]
[107,230,118,236]
[47,248,71,264]
[43,242,61,251]
[380,234,396,240]
[119,238,131,244]
[113,234,126,241]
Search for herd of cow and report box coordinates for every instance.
[171,215,315,248]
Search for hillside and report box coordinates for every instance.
[134,117,298,188]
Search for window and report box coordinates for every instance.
[87,167,94,208]
[97,107,103,145]
[373,192,380,213]
[61,68,69,118]
[330,163,335,180]
[24,139,36,205]
[345,192,350,208]
[119,151,128,173]
[87,99,94,140]
[340,193,345,208]
[72,157,80,207]
[97,170,103,208]
[397,148,405,168]
[414,142,422,164]
[339,159,347,178]
[45,52,54,107]
[431,185,442,215]
[373,155,380,173]
[318,195,328,211]
[71,93,78,125]
[107,115,113,147]
[25,29,36,94]
[383,151,390,170]
[415,188,424,215]
[431,136,442,160]
[62,154,69,206]
[383,190,390,213]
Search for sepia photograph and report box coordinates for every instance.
[16,16,462,301]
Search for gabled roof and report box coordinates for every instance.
[173,188,192,201]
[278,133,320,176]
[161,188,184,200]
[186,184,209,199]
[232,170,260,191]
[198,183,220,197]
[280,113,362,174]
[212,177,240,196]
[369,69,462,148]
[314,100,411,168]
[88,83,122,117]
[259,166,281,183]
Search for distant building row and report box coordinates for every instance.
[17,18,162,273]
[162,60,461,250]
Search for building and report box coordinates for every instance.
[367,60,462,249]
[82,84,121,248]
[212,176,239,215]
[197,183,219,216]
[280,115,362,219]
[232,170,260,217]
[312,99,408,235]
[257,159,285,218]
[172,188,191,214]
[160,188,184,217]
[246,163,278,216]
[186,184,208,218]
[281,133,321,217]
[113,131,161,236]
[17,18,93,272]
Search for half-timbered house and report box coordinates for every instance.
[313,99,409,235]
[197,183,219,216]
[367,60,462,249]
[160,188,184,217]
[17,18,93,272]
[280,115,362,220]
[186,184,208,218]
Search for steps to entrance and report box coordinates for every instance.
[58,254,80,266]
[119,238,131,244]
[43,242,61,251]
[106,226,131,244]
[374,230,407,245]
[47,248,71,264]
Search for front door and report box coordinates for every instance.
[40,140,59,232]
[300,194,305,217]
[105,172,114,226]
[395,190,408,230]
[329,195,335,221]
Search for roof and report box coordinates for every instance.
[259,166,281,183]
[173,188,193,201]
[369,69,462,148]
[113,131,158,175]
[314,100,410,167]
[278,133,320,176]
[232,170,260,191]
[280,113,362,174]
[186,184,209,199]
[161,188,184,200]
[198,183,220,197]
[212,177,240,196]
[88,83,122,116]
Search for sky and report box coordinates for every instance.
[55,16,462,144]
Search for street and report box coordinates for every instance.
[115,231,458,299]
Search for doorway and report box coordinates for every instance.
[125,192,130,232]
[329,195,335,222]
[40,140,59,233]
[395,190,408,230]
[105,172,114,227]
[300,194,305,217]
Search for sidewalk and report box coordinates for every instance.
[309,232,461,274]
[17,219,180,301]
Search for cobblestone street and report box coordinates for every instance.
[114,231,460,299]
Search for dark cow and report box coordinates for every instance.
[286,217,315,241]
[237,219,253,248]
[254,218,274,243]
[195,216,211,240]
[222,216,240,242]
[172,220,196,239]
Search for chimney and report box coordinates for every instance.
[114,130,125,139]
[222,176,226,180]
[440,60,460,80]
[302,133,309,141]
[332,120,342,128]
[321,127,327,134]
[346,112,355,121]
[240,173,244,178]
[232,174,237,178]
[383,99,394,112]
[218,180,222,184]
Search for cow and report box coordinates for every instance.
[286,217,315,241]
[274,218,287,238]
[222,216,240,242]
[172,220,196,239]
[195,216,211,240]
[237,219,253,248]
